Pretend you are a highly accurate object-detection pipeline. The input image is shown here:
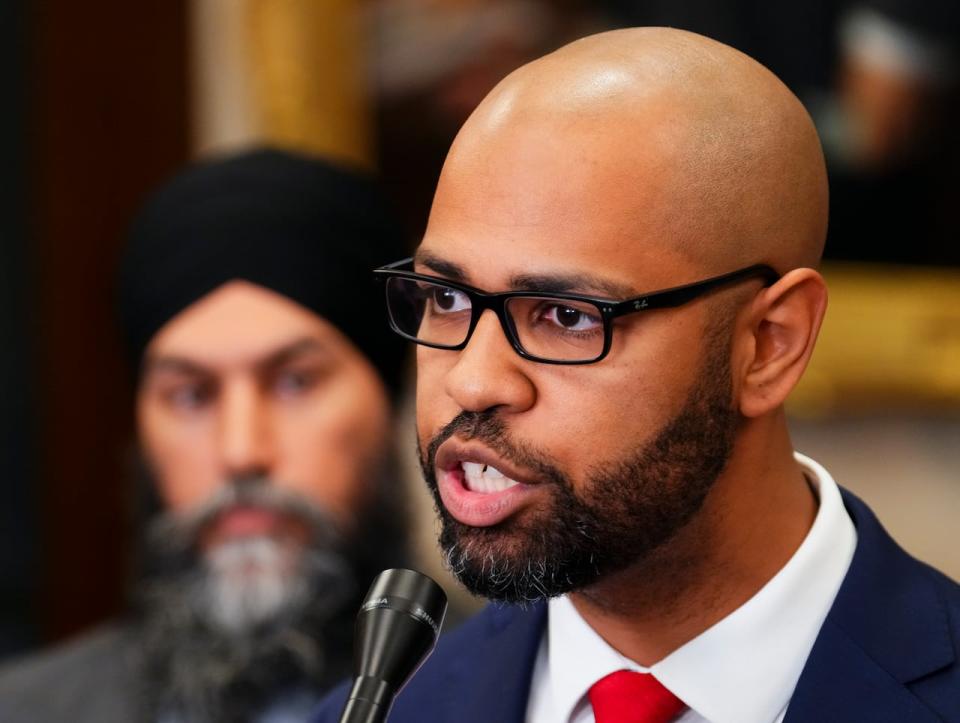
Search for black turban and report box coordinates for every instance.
[118,148,409,395]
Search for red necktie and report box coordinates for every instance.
[588,670,686,723]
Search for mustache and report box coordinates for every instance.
[422,410,568,488]
[147,477,342,557]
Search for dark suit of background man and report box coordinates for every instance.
[0,149,410,723]
[314,27,960,723]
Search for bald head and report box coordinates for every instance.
[415,29,831,615]
[431,28,828,274]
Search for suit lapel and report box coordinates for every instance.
[439,602,547,723]
[786,490,954,723]
[392,490,955,723]
[784,618,943,723]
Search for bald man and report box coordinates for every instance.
[313,28,960,723]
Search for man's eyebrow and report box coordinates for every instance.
[142,337,329,378]
[508,272,637,299]
[256,337,330,372]
[142,356,209,377]
[413,250,469,282]
[415,249,637,298]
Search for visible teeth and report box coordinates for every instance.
[461,462,519,493]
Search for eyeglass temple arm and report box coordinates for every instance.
[375,256,416,273]
[610,264,780,315]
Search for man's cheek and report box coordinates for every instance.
[416,349,456,398]
[415,389,449,445]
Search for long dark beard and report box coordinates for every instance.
[134,479,404,723]
[419,336,737,604]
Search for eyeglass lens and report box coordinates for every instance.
[385,277,606,361]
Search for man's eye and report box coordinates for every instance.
[543,303,602,331]
[430,287,471,313]
[273,369,319,398]
[165,383,213,410]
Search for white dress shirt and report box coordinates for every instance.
[525,453,857,723]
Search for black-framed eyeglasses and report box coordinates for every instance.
[374,257,780,365]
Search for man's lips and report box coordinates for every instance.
[204,505,284,544]
[434,441,547,527]
[435,441,542,486]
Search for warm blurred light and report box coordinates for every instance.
[791,262,960,415]
[191,0,372,168]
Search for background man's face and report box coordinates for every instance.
[133,280,398,718]
[415,120,741,600]
[137,280,391,544]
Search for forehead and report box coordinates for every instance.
[423,121,695,293]
[422,95,712,292]
[145,281,346,368]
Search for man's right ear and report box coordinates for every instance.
[734,268,828,418]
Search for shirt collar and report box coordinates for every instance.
[545,452,857,723]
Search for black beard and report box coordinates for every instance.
[419,340,737,604]
[133,478,405,723]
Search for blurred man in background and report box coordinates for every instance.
[0,149,409,722]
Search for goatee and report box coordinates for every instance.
[419,338,737,604]
[136,479,370,722]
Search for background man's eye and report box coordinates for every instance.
[274,369,320,397]
[166,384,213,410]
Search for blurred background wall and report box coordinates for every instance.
[0,0,37,657]
[2,0,957,657]
[7,0,191,653]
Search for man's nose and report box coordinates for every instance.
[217,380,274,478]
[443,309,536,414]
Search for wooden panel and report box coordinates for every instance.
[30,1,190,642]
[0,0,39,657]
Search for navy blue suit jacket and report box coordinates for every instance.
[313,491,960,722]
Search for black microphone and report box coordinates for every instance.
[338,568,448,723]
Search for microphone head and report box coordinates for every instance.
[353,568,447,693]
